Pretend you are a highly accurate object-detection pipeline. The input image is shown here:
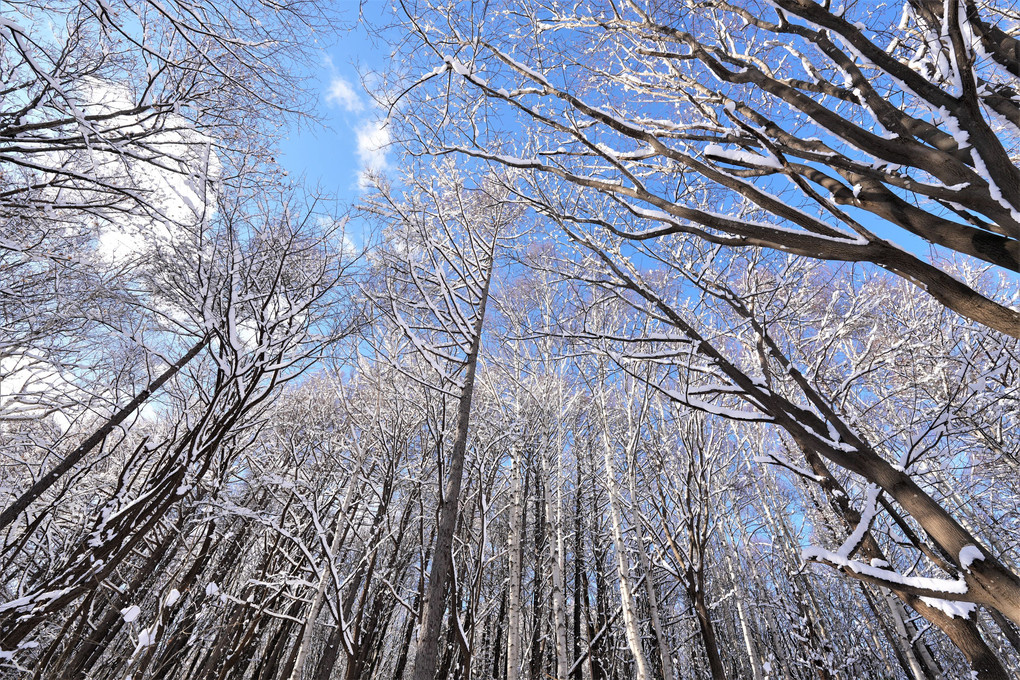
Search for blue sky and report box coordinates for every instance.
[277,7,394,203]
[277,7,945,262]
[273,6,1014,293]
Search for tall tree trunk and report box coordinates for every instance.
[411,266,493,680]
[542,435,570,680]
[506,438,526,680]
[492,590,507,680]
[530,473,548,680]
[882,589,940,680]
[0,336,207,533]
[626,448,674,680]
[724,549,763,680]
[573,463,585,680]
[686,568,727,680]
[597,406,651,680]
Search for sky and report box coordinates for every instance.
[277,6,944,263]
[272,5,1013,289]
[277,8,394,205]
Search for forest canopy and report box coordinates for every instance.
[1,1,1019,679]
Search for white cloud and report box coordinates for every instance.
[356,118,391,187]
[323,72,392,188]
[72,80,219,263]
[326,76,365,113]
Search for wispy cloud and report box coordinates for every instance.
[325,76,365,113]
[356,118,391,187]
[323,71,391,188]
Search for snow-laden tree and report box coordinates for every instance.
[0,5,355,667]
[395,0,1020,336]
[0,0,337,474]
[5,2,1020,677]
[0,185,358,669]
[543,224,1019,677]
[360,164,520,680]
[1,0,329,224]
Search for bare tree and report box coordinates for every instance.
[1,0,330,226]
[361,165,517,680]
[395,0,1020,335]
[0,185,357,666]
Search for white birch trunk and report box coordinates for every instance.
[725,549,763,680]
[543,429,569,680]
[598,400,651,680]
[627,455,675,680]
[506,438,525,680]
[884,590,936,680]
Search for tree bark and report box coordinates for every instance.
[506,437,526,680]
[0,336,207,533]
[596,394,651,680]
[411,265,493,680]
[542,432,570,680]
